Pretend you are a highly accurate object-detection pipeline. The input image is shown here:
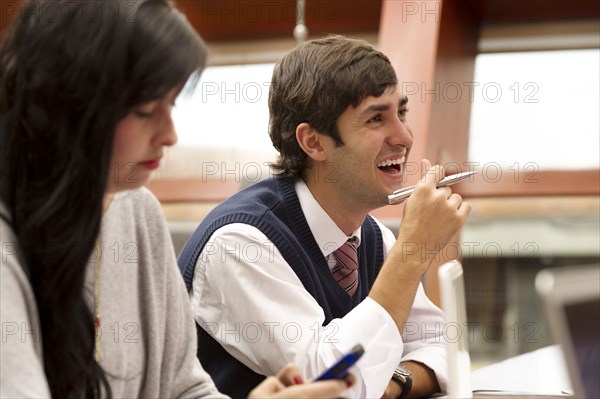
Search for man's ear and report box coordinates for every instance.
[296,122,327,161]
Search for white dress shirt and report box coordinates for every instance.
[191,180,448,398]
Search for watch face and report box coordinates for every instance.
[394,372,407,383]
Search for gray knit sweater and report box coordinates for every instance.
[0,188,228,398]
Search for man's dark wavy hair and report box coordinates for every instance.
[0,0,206,396]
[268,35,398,179]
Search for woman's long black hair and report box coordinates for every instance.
[0,0,206,396]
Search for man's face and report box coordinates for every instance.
[322,86,413,210]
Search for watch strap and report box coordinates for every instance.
[392,364,412,399]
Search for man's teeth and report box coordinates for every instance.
[377,157,405,168]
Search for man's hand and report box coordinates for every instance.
[381,379,403,399]
[369,159,472,331]
[397,159,471,270]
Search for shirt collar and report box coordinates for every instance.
[294,179,361,257]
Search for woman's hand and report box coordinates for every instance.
[248,363,353,399]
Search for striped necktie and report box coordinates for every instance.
[332,237,359,297]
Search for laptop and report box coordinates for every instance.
[438,260,473,398]
[535,264,600,399]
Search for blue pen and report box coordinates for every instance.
[315,344,365,381]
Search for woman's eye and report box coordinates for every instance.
[133,100,159,118]
[134,110,153,118]
[133,104,156,118]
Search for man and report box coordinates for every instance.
[179,36,471,398]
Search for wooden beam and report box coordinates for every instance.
[379,0,481,305]
[178,0,381,42]
[371,170,599,220]
[146,178,239,203]
[1,0,23,36]
[454,169,600,197]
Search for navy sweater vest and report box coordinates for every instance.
[178,177,384,398]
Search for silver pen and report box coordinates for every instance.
[388,170,478,205]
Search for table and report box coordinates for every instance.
[470,345,571,397]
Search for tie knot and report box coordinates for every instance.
[346,236,359,249]
[333,238,359,270]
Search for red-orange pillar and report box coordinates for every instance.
[378,0,480,305]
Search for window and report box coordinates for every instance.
[164,63,277,180]
[468,49,599,170]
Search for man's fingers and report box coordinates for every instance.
[438,187,452,199]
[422,164,445,187]
[448,193,463,208]
[458,200,472,217]
[421,158,432,175]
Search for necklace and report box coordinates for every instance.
[94,240,101,362]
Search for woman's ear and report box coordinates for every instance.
[295,122,327,162]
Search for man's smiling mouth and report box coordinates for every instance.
[377,156,405,174]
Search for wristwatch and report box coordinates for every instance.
[392,363,413,399]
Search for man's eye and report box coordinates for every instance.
[368,114,382,123]
[399,108,409,118]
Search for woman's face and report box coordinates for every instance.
[107,88,179,193]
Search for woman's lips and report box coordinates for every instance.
[139,159,161,170]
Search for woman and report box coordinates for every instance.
[0,0,350,397]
